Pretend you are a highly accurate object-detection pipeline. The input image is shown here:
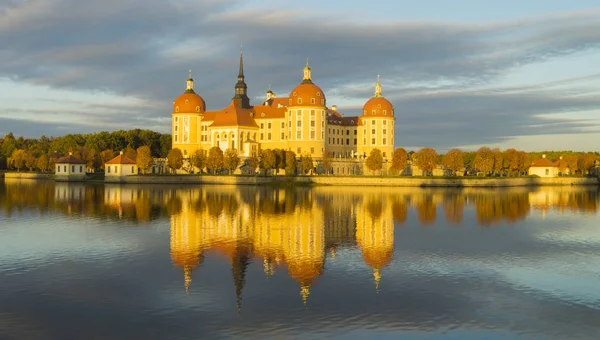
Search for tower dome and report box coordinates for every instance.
[173,70,206,113]
[362,75,393,117]
[289,59,326,107]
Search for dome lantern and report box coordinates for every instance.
[302,58,312,84]
[186,69,194,92]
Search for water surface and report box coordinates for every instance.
[1,180,599,339]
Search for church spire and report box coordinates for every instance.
[302,58,313,84]
[186,69,195,92]
[374,75,382,97]
[232,47,250,108]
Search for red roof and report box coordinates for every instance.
[106,153,136,165]
[56,154,85,164]
[531,158,557,167]
[209,101,259,128]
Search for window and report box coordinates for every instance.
[293,92,297,96]
[261,133,264,140]
[57,166,60,173]
[196,106,200,112]
[132,166,135,173]
[71,165,74,172]
[175,107,179,112]
[310,98,315,104]
[354,139,357,145]
[372,110,376,115]
[310,147,314,154]
[108,166,111,173]
[297,131,302,139]
[311,110,315,116]
[346,138,349,145]
[321,99,325,105]
[383,110,387,115]
[372,138,375,144]
[297,147,301,154]
[337,138,340,144]
[268,122,271,129]
[79,166,83,172]
[328,128,331,134]
[321,131,324,139]
[346,130,349,135]
[354,130,357,135]
[383,138,387,145]
[184,150,187,156]
[329,138,331,144]
[281,122,285,128]
[383,152,386,158]
[268,133,272,140]
[175,125,178,131]
[383,129,387,134]
[297,120,302,127]
[281,132,285,140]
[261,123,264,129]
[372,129,376,134]
[372,120,375,125]
[311,120,315,127]
[546,169,549,176]
[310,131,315,139]
[316,92,320,97]
[298,98,302,104]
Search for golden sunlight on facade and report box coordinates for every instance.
[171,54,395,161]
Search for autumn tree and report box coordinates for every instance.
[517,151,530,176]
[473,147,494,175]
[190,150,207,174]
[273,148,286,175]
[557,156,568,174]
[365,148,384,175]
[167,148,184,172]
[579,153,597,175]
[320,154,333,175]
[25,153,37,171]
[10,149,27,171]
[416,147,438,176]
[37,154,49,172]
[100,149,116,169]
[246,157,259,175]
[260,149,276,175]
[390,148,408,175]
[206,147,224,174]
[136,146,153,174]
[492,148,503,176]
[223,148,240,174]
[300,155,314,174]
[504,149,520,175]
[285,151,297,175]
[441,149,464,176]
[124,146,137,161]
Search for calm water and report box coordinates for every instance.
[1,180,600,340]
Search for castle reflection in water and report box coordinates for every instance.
[1,180,598,308]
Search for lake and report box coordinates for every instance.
[1,179,599,339]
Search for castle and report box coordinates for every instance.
[171,53,396,165]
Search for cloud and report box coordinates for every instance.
[0,0,600,147]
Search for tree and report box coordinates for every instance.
[517,151,530,175]
[246,157,259,175]
[365,149,384,175]
[223,148,240,174]
[37,154,49,172]
[416,147,438,176]
[578,153,597,175]
[492,148,503,176]
[557,156,568,174]
[25,153,37,171]
[136,146,153,174]
[260,149,276,175]
[504,149,520,175]
[390,148,408,175]
[474,147,494,175]
[320,154,332,175]
[100,149,116,169]
[300,155,314,174]
[273,148,286,175]
[167,148,184,172]
[206,147,224,174]
[124,146,137,162]
[190,150,207,174]
[285,151,297,175]
[441,149,464,176]
[10,149,27,171]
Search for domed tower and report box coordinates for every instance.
[287,60,327,159]
[172,70,206,158]
[357,76,395,161]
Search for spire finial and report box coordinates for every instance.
[374,75,382,97]
[240,44,243,55]
[188,69,192,79]
[306,58,309,68]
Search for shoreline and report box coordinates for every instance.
[3,172,598,187]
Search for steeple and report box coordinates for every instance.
[302,58,313,84]
[374,75,382,97]
[232,47,251,108]
[186,69,195,93]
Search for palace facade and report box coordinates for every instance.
[171,53,396,161]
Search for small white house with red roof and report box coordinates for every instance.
[528,155,559,177]
[55,152,86,181]
[105,151,138,178]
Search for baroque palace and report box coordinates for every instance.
[171,53,396,163]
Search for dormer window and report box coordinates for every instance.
[293,92,297,96]
[310,98,315,104]
[185,100,189,104]
[316,92,321,97]
[175,106,179,112]
[196,106,200,112]
[372,110,376,115]
[298,98,302,104]
[383,110,387,115]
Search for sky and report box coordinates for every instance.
[0,0,600,152]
